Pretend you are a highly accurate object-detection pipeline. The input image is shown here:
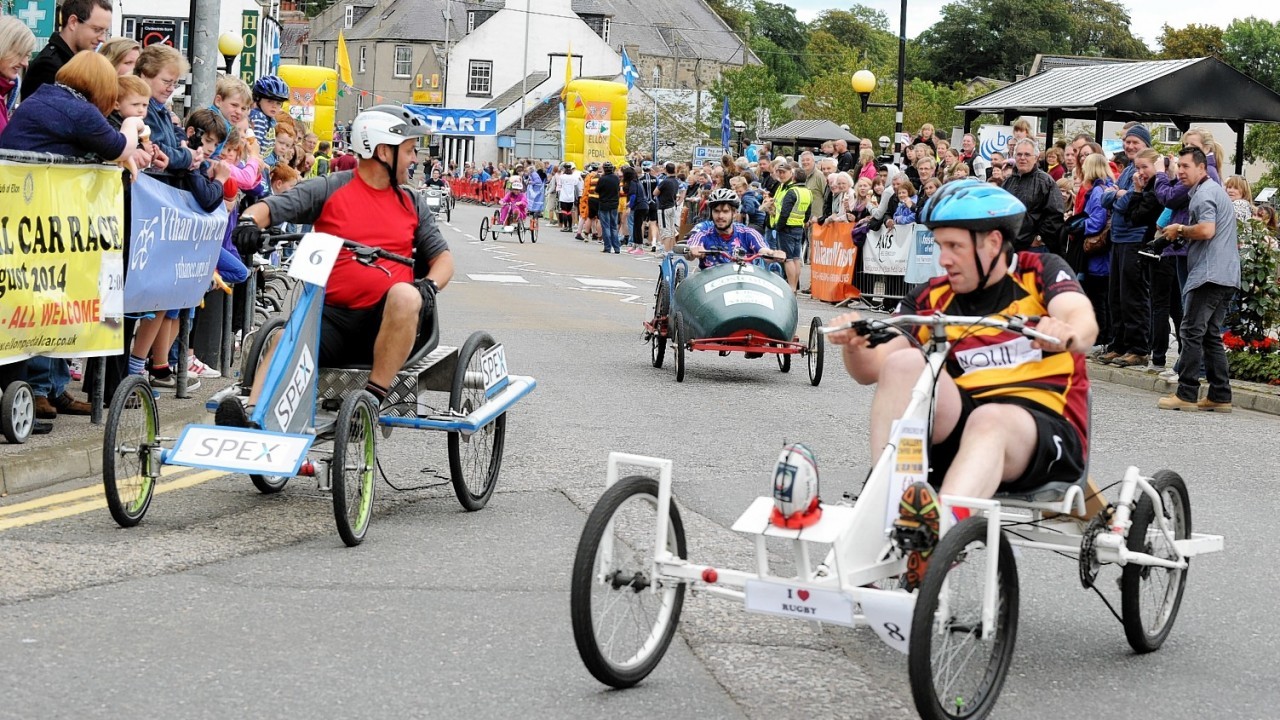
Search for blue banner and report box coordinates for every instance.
[124,174,229,313]
[404,106,499,136]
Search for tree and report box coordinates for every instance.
[745,1,810,93]
[915,0,1073,83]
[808,8,895,67]
[704,0,753,34]
[1223,17,1280,93]
[711,63,792,139]
[1244,124,1280,190]
[1063,0,1151,58]
[1156,23,1226,59]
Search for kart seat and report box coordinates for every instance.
[991,390,1093,516]
[316,308,449,418]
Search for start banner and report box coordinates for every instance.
[0,161,125,364]
[809,221,860,303]
[124,173,229,314]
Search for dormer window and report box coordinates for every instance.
[344,5,354,29]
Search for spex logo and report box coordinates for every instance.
[195,437,283,463]
[274,345,315,429]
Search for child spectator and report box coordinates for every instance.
[893,180,919,225]
[249,74,288,163]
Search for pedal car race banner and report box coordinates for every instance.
[0,161,125,363]
[809,221,860,303]
[863,223,915,276]
[124,173,229,313]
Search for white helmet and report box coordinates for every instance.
[771,443,822,528]
[509,177,524,191]
[350,105,429,160]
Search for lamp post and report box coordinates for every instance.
[218,32,244,76]
[733,119,746,155]
[851,0,908,165]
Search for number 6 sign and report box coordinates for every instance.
[289,232,344,287]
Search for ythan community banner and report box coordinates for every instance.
[0,162,125,364]
[809,221,860,303]
[124,174,229,314]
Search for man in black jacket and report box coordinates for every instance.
[22,0,112,100]
[1003,138,1064,252]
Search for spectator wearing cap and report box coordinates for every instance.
[1098,123,1161,367]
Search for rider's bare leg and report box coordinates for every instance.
[785,259,801,292]
[869,347,963,459]
[940,404,1038,499]
[369,282,422,389]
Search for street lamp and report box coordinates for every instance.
[851,0,908,165]
[733,119,746,154]
[218,32,244,76]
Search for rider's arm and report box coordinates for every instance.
[412,190,455,286]
[1038,254,1098,353]
[832,319,913,386]
[423,250,455,292]
[248,172,351,227]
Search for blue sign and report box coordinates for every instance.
[14,0,55,41]
[403,106,499,136]
[905,225,944,284]
[124,174,230,313]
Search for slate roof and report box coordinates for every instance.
[483,72,551,110]
[312,0,467,43]
[1028,53,1139,76]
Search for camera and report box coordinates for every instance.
[1138,236,1182,260]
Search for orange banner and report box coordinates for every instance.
[810,222,860,303]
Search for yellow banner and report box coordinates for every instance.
[0,161,125,363]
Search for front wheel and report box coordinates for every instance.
[479,216,489,241]
[516,222,525,244]
[570,475,687,688]
[1121,470,1191,653]
[807,316,824,386]
[102,375,159,528]
[448,331,506,511]
[332,390,378,547]
[673,311,686,383]
[529,221,538,243]
[1,380,35,444]
[909,517,1020,720]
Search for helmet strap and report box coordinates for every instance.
[972,230,1008,290]
[375,146,410,210]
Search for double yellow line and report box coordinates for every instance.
[0,466,228,531]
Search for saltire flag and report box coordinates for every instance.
[269,22,281,74]
[621,48,638,90]
[336,31,354,86]
[720,96,731,152]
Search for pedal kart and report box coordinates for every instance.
[479,207,537,244]
[100,232,536,546]
[0,361,45,444]
[422,185,451,224]
[643,247,823,385]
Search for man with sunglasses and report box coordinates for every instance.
[22,0,112,100]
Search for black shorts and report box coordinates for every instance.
[319,285,434,368]
[645,206,658,223]
[928,393,1086,494]
[587,198,600,219]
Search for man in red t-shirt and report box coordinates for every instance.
[220,106,454,426]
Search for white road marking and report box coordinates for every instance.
[467,273,529,283]
[574,278,636,289]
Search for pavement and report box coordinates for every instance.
[2,311,1277,499]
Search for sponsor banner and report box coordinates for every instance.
[863,222,914,276]
[0,161,125,363]
[124,173,229,313]
[904,224,944,284]
[978,124,1014,161]
[583,101,612,165]
[404,106,499,136]
[809,221,860,303]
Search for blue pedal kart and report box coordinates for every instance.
[100,232,537,546]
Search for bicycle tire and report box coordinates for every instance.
[807,316,824,386]
[102,375,159,528]
[1121,470,1191,653]
[447,331,506,511]
[332,390,378,546]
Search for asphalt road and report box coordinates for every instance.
[0,200,1275,719]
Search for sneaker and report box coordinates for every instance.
[149,373,177,389]
[1157,394,1200,411]
[1196,398,1233,413]
[1158,368,1178,381]
[69,359,83,381]
[188,355,222,379]
[892,482,941,592]
[214,396,258,428]
[1112,353,1149,368]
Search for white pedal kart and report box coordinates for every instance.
[570,313,1224,720]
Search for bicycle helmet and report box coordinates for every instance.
[509,177,524,191]
[349,105,431,207]
[602,161,614,172]
[706,187,740,210]
[252,75,289,102]
[772,443,822,529]
[918,179,1026,288]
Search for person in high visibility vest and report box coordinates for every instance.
[766,161,812,292]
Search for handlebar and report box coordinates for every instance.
[819,313,1070,350]
[262,230,413,268]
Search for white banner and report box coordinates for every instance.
[863,223,915,276]
[978,124,1014,160]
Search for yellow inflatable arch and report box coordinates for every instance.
[276,65,339,143]
[564,79,627,167]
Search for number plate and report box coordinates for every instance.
[481,343,509,399]
[744,580,856,627]
[167,425,313,476]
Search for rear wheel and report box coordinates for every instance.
[673,311,686,383]
[102,375,159,528]
[479,216,489,241]
[807,316,824,386]
[776,345,792,373]
[1121,470,1191,653]
[1,380,35,444]
[241,316,291,494]
[651,276,669,369]
[448,332,506,511]
[516,222,525,243]
[528,220,538,243]
[332,390,378,547]
[570,475,687,688]
[909,517,1019,720]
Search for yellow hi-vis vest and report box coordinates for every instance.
[770,182,812,228]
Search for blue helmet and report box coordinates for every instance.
[918,179,1025,235]
[252,75,290,102]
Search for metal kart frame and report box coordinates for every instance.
[576,312,1223,719]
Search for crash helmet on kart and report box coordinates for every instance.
[350,105,429,160]
[509,177,524,191]
[252,75,289,103]
[706,187,740,211]
[918,178,1026,287]
[771,443,822,529]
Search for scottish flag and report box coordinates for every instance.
[720,96,731,152]
[621,48,638,90]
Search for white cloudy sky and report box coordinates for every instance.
[789,0,1273,47]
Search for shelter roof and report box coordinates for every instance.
[759,119,859,144]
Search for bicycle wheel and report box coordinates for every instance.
[332,390,378,547]
[673,311,686,383]
[672,262,686,290]
[516,222,525,243]
[909,517,1020,720]
[651,276,669,369]
[776,344,792,373]
[1,380,34,444]
[1121,470,1191,653]
[570,475,687,688]
[529,221,538,243]
[102,375,159,528]
[447,331,506,511]
[239,317,292,494]
[479,216,489,241]
[807,316,824,386]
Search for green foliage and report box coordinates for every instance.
[1156,23,1226,59]
[745,1,809,93]
[1234,219,1280,342]
[1226,352,1280,385]
[1243,124,1280,189]
[704,0,753,33]
[1222,17,1280,93]
[711,63,792,137]
[1063,0,1151,59]
[793,65,980,143]
[809,8,896,67]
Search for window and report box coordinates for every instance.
[344,5,354,29]
[467,12,475,33]
[122,18,136,39]
[316,44,325,66]
[1161,126,1182,144]
[179,20,189,52]
[356,92,365,113]
[358,46,366,73]
[468,60,492,96]
[603,18,611,44]
[394,45,412,78]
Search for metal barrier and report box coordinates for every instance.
[447,177,506,204]
[853,272,909,309]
